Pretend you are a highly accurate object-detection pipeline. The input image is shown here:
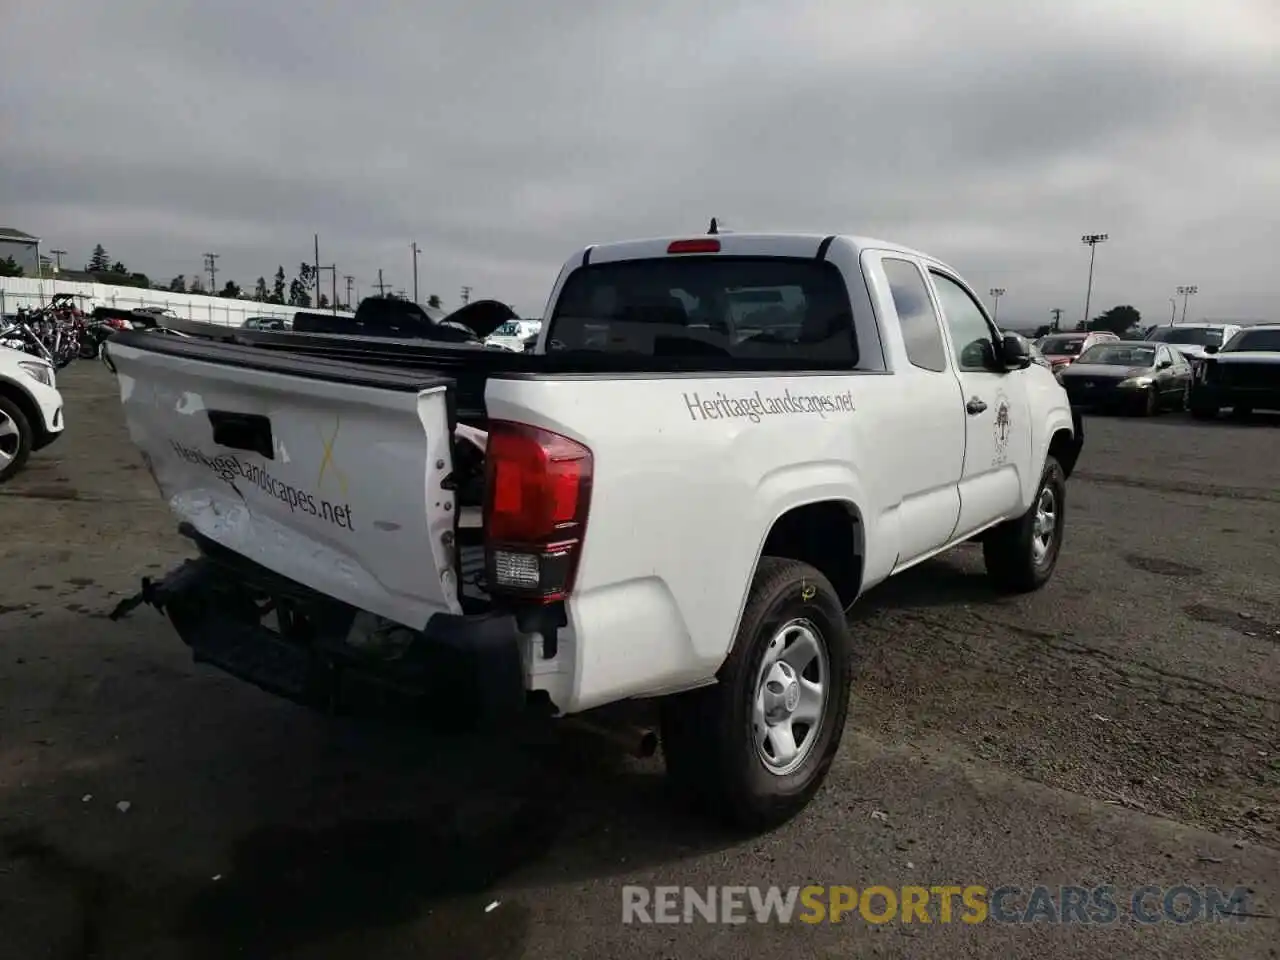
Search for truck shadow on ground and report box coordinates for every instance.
[851,549,1008,616]
[0,657,740,960]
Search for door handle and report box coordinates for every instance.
[966,397,987,415]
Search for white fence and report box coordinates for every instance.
[0,276,353,328]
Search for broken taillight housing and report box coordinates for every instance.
[483,420,593,603]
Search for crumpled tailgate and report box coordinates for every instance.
[106,334,462,628]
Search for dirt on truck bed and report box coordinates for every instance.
[0,361,1276,960]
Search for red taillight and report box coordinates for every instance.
[667,238,721,255]
[483,421,593,603]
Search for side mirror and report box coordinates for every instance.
[999,333,1033,370]
[1157,359,1172,369]
[1204,344,1219,355]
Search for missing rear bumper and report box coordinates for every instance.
[111,547,530,730]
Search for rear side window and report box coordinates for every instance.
[881,258,946,372]
[547,256,857,366]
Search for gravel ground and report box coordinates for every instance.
[0,361,1277,960]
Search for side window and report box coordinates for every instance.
[882,257,946,372]
[930,271,997,372]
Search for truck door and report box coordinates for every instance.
[865,254,965,565]
[927,269,1031,537]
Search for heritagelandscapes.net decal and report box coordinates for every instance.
[682,388,856,424]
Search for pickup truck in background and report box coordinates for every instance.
[1189,323,1280,418]
[105,230,1082,831]
[293,296,519,346]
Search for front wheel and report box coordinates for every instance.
[660,557,854,833]
[0,395,34,484]
[982,455,1066,593]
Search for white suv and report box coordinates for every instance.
[0,345,65,483]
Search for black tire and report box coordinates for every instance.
[0,394,34,484]
[982,455,1066,593]
[659,557,854,833]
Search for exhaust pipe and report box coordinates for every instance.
[562,717,659,759]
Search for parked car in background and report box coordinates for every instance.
[1189,324,1280,419]
[0,344,64,483]
[484,318,542,352]
[1145,323,1242,384]
[1037,331,1120,377]
[1059,341,1192,415]
[241,316,291,331]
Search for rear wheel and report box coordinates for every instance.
[0,395,34,484]
[660,557,854,833]
[982,455,1066,593]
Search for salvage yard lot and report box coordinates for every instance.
[1,361,1277,959]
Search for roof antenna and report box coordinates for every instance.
[708,217,719,235]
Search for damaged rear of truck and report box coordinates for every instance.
[106,330,589,728]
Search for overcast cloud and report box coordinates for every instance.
[2,0,1277,326]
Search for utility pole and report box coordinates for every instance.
[50,249,66,272]
[345,275,354,310]
[460,285,472,306]
[313,235,320,305]
[411,242,421,304]
[376,269,386,296]
[203,252,219,292]
[1050,308,1063,332]
[1080,234,1108,328]
[989,288,1006,325]
[1168,297,1177,326]
[1176,285,1198,324]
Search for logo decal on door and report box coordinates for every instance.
[993,392,1012,465]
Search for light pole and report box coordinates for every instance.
[1168,297,1177,326]
[1176,285,1197,324]
[411,242,420,304]
[1050,308,1063,332]
[1080,233,1108,328]
[989,288,1006,325]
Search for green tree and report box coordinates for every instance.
[1088,305,1142,336]
[426,294,442,309]
[111,261,128,274]
[219,280,242,299]
[87,244,110,272]
[253,277,269,301]
[168,274,187,293]
[270,266,286,304]
[189,275,206,294]
[317,293,329,309]
[0,256,24,278]
[289,263,315,307]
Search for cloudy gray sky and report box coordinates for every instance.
[2,0,1277,327]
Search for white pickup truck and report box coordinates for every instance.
[106,231,1082,830]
